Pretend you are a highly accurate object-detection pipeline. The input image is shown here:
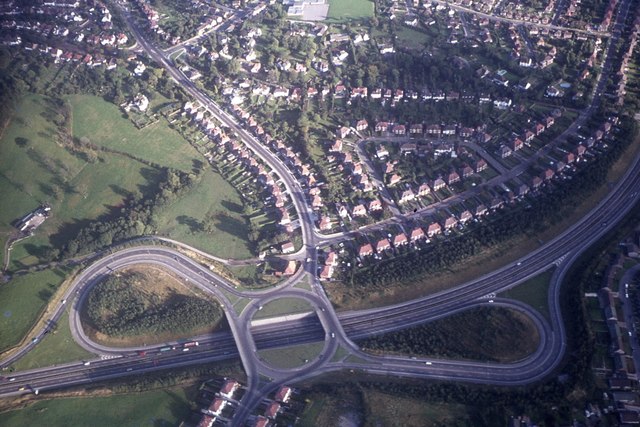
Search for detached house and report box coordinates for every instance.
[427,222,442,237]
[399,189,415,204]
[410,227,426,241]
[376,238,391,252]
[359,243,374,257]
[393,233,408,246]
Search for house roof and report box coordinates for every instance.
[265,402,281,418]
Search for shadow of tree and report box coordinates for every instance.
[220,199,243,214]
[176,215,204,234]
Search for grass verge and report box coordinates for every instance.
[501,268,554,321]
[0,268,68,353]
[10,310,94,371]
[257,342,325,369]
[252,297,313,320]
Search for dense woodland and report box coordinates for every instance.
[358,306,538,362]
[85,271,223,337]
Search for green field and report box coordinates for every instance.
[11,310,94,371]
[327,0,374,20]
[0,94,161,270]
[67,95,199,173]
[396,27,430,50]
[0,268,68,352]
[156,168,253,259]
[258,342,325,369]
[1,387,193,427]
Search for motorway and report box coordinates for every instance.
[1,0,639,424]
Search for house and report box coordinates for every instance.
[389,174,402,186]
[499,145,513,158]
[426,124,442,136]
[475,204,488,216]
[575,144,587,157]
[376,145,390,159]
[375,122,390,133]
[312,195,323,209]
[459,210,473,223]
[446,171,460,185]
[400,143,417,154]
[330,139,343,152]
[542,168,555,180]
[518,183,530,196]
[511,137,524,151]
[392,124,406,135]
[399,189,415,203]
[417,183,431,197]
[460,127,474,138]
[376,238,391,252]
[254,416,270,427]
[281,241,295,254]
[320,265,334,280]
[198,415,216,427]
[427,222,442,237]
[475,159,488,172]
[531,176,543,189]
[356,119,368,131]
[369,199,383,211]
[534,123,545,135]
[410,227,426,241]
[325,251,339,266]
[565,152,576,164]
[523,130,535,143]
[265,402,281,419]
[432,178,446,191]
[359,243,374,257]
[443,216,458,230]
[393,233,408,246]
[442,125,457,136]
[352,204,367,217]
[338,126,350,139]
[490,197,504,210]
[544,116,555,128]
[319,216,332,231]
[276,261,297,276]
[207,397,227,416]
[410,124,424,134]
[219,379,240,399]
[461,165,474,178]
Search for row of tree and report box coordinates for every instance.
[63,168,197,258]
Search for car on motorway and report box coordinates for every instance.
[8,377,15,382]
[330,332,335,338]
[425,361,432,365]
[83,361,91,366]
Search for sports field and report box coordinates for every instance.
[327,0,374,20]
